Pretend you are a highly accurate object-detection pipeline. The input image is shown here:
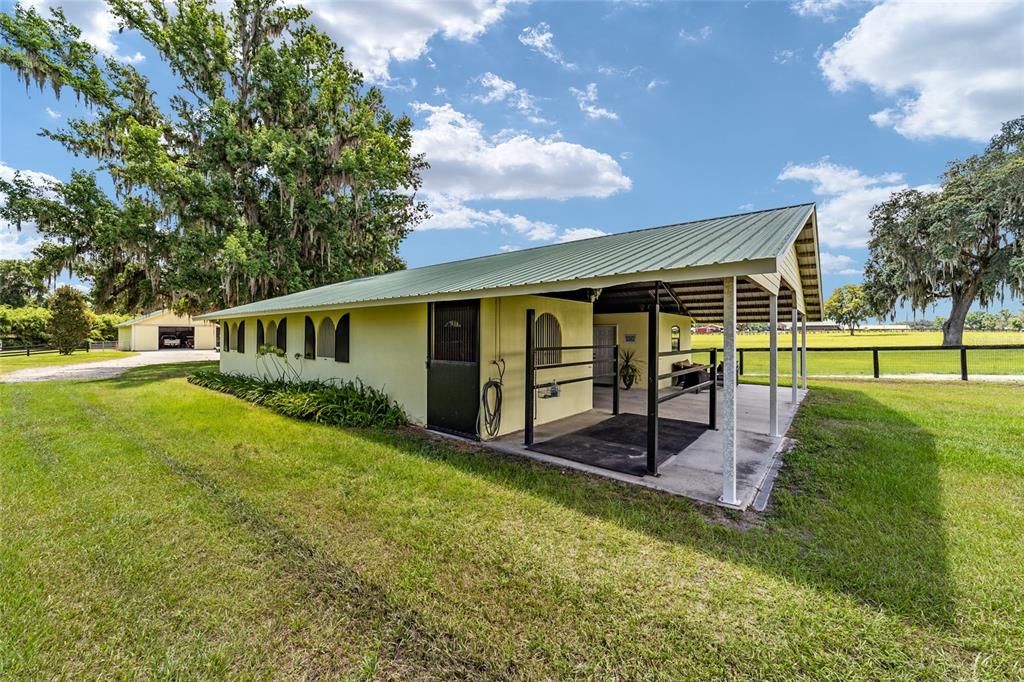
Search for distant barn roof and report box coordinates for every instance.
[198,203,822,322]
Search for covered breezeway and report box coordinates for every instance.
[490,382,806,509]
[493,212,821,510]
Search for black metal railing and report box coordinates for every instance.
[657,347,717,430]
[691,344,1024,381]
[525,308,620,446]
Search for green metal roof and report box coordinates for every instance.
[116,309,169,327]
[198,203,816,319]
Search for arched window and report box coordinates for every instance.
[236,320,246,353]
[266,321,276,349]
[276,318,287,352]
[335,314,350,363]
[316,317,335,358]
[256,320,265,348]
[222,322,230,352]
[670,325,681,352]
[304,316,315,359]
[535,313,562,366]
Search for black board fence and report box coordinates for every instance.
[688,344,1024,380]
[0,342,93,358]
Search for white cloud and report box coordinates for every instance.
[304,0,513,81]
[778,159,936,248]
[620,152,632,160]
[519,22,576,69]
[773,49,800,65]
[570,83,619,121]
[819,251,862,276]
[474,72,548,122]
[558,228,608,243]
[411,105,628,245]
[411,103,630,201]
[433,86,448,97]
[0,161,59,259]
[790,0,860,21]
[646,78,667,92]
[679,25,712,42]
[738,203,754,211]
[819,0,1024,141]
[420,195,558,241]
[421,197,610,245]
[0,229,43,259]
[598,65,641,78]
[45,107,61,119]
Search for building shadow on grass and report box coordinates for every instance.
[363,384,954,629]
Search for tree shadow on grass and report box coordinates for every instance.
[362,384,954,629]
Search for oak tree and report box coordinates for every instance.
[0,0,427,313]
[864,117,1024,345]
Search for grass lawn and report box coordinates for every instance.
[0,349,137,375]
[691,330,1024,377]
[1,363,1022,679]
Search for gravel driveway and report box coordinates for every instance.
[0,349,219,383]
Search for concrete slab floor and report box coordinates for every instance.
[484,383,808,511]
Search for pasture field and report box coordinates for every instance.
[1,363,1021,679]
[690,330,1024,376]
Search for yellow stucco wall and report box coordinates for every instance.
[193,324,217,350]
[219,303,429,424]
[131,325,160,351]
[592,312,693,389]
[479,294,594,439]
[117,326,132,351]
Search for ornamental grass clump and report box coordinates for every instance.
[188,370,407,428]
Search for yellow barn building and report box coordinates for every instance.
[198,204,823,509]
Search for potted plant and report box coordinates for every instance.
[618,349,642,390]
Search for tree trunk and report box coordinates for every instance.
[942,291,975,346]
[849,327,855,336]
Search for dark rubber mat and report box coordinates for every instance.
[527,412,707,477]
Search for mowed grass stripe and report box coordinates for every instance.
[41,372,973,676]
[3,366,1022,678]
[0,380,489,679]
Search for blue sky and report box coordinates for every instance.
[1,0,1022,316]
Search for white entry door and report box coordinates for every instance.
[593,325,617,386]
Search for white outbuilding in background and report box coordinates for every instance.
[116,310,219,351]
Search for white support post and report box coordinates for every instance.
[801,314,808,390]
[720,277,739,507]
[769,293,778,437]
[791,308,798,404]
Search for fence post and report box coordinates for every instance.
[872,349,879,379]
[960,346,968,381]
[612,343,620,416]
[26,346,30,357]
[738,348,744,376]
[708,348,717,430]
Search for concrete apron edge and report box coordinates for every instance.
[423,425,795,513]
